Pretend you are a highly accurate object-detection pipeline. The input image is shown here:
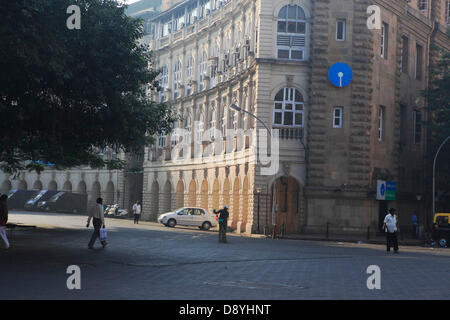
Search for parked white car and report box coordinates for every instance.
[158,207,218,230]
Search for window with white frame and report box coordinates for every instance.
[277,5,307,61]
[196,114,204,143]
[273,88,304,127]
[333,107,343,128]
[184,116,192,144]
[173,60,182,99]
[159,65,168,102]
[378,106,384,141]
[171,123,179,146]
[381,23,388,59]
[446,1,450,24]
[186,55,194,96]
[418,0,428,12]
[199,50,208,91]
[336,20,346,41]
[413,110,422,144]
[158,132,166,149]
[210,109,216,139]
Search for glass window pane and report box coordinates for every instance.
[297,6,305,19]
[274,112,282,124]
[295,113,303,125]
[275,90,284,101]
[291,50,303,60]
[278,6,287,19]
[295,90,303,102]
[275,103,283,109]
[278,21,286,33]
[288,22,296,33]
[284,112,293,125]
[285,103,293,110]
[297,22,306,34]
[288,5,296,19]
[278,49,290,59]
[295,104,303,110]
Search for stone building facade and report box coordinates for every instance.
[141,0,450,235]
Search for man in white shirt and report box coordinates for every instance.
[86,197,107,249]
[383,208,399,253]
[133,201,142,224]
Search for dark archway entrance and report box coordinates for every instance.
[270,176,300,234]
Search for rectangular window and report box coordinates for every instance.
[446,1,450,24]
[381,23,388,59]
[333,107,343,128]
[413,110,422,144]
[336,20,346,41]
[418,0,428,12]
[158,134,166,149]
[378,106,384,142]
[401,36,409,74]
[415,43,423,80]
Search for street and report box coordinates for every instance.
[1,211,449,300]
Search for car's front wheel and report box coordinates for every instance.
[202,222,211,231]
[167,219,177,228]
[438,237,448,248]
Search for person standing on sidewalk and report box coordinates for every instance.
[86,197,107,249]
[215,205,229,243]
[411,213,418,239]
[132,201,142,224]
[383,208,399,254]
[0,194,10,250]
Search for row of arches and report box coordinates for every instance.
[147,176,250,232]
[0,179,117,205]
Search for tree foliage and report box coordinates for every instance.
[425,37,450,211]
[0,0,176,174]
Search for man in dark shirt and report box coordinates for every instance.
[215,205,229,243]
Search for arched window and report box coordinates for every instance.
[273,87,304,127]
[159,64,168,102]
[196,113,205,143]
[277,5,306,60]
[184,116,192,144]
[199,50,208,91]
[173,60,182,99]
[210,108,217,139]
[186,55,194,96]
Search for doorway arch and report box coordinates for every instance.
[270,176,300,234]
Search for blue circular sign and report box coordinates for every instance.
[328,62,353,88]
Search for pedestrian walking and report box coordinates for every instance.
[383,208,399,253]
[215,205,229,243]
[133,201,141,224]
[411,212,418,239]
[0,194,10,250]
[86,197,107,249]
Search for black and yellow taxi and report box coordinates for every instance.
[432,213,450,248]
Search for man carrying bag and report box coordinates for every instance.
[86,197,108,249]
[383,208,399,254]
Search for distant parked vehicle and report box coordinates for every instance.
[158,207,218,230]
[36,191,87,214]
[7,189,40,210]
[432,213,450,248]
[24,190,59,211]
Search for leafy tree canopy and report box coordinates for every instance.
[0,0,176,174]
[425,36,450,211]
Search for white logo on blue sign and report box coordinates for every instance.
[328,63,353,88]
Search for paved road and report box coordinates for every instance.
[1,211,450,300]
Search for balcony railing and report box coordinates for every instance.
[273,126,304,140]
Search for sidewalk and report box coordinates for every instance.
[274,233,426,246]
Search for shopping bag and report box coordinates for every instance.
[100,227,107,241]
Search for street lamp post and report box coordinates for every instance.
[229,104,277,238]
[433,136,450,216]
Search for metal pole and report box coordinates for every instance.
[257,191,260,234]
[432,136,450,217]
